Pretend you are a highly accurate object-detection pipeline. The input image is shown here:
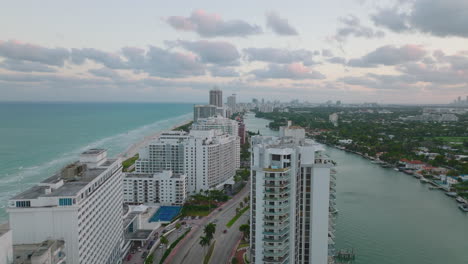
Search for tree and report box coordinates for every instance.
[231,257,239,264]
[175,222,181,229]
[239,224,250,240]
[160,235,169,247]
[199,236,210,255]
[204,223,216,240]
[239,202,244,208]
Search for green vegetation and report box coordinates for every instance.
[227,206,249,228]
[182,190,229,216]
[232,257,239,264]
[239,224,250,240]
[256,107,468,175]
[173,121,193,132]
[144,253,154,264]
[244,252,250,264]
[159,228,191,264]
[200,222,217,261]
[122,154,139,172]
[203,241,216,264]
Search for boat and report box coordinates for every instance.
[394,168,400,171]
[445,192,458,198]
[458,204,468,212]
[413,174,422,179]
[381,164,392,168]
[403,169,414,175]
[456,197,467,204]
[420,178,430,184]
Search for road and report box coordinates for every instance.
[166,183,250,264]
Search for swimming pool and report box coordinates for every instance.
[149,206,182,222]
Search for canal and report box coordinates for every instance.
[244,113,468,264]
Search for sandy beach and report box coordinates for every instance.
[119,119,192,159]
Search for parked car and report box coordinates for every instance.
[223,229,227,234]
[126,254,132,261]
[141,252,148,259]
[137,247,142,252]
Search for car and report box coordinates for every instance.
[218,208,223,211]
[137,247,142,252]
[223,229,227,234]
[195,216,199,220]
[126,254,132,261]
[159,244,164,249]
[141,252,148,259]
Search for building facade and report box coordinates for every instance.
[227,94,236,112]
[0,225,13,264]
[250,127,335,264]
[192,116,239,137]
[7,149,124,264]
[209,87,223,107]
[193,105,217,122]
[123,171,187,205]
[13,240,66,264]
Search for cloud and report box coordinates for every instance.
[335,15,385,42]
[128,46,206,78]
[250,63,325,80]
[322,49,334,57]
[71,48,127,69]
[371,0,468,38]
[166,10,262,37]
[0,40,69,66]
[327,57,346,64]
[88,67,121,79]
[209,66,240,77]
[0,59,57,72]
[266,12,298,36]
[174,40,240,66]
[348,44,426,67]
[243,47,317,65]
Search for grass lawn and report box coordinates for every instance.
[226,206,249,228]
[122,154,139,171]
[181,209,211,217]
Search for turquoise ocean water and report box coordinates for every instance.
[0,102,192,221]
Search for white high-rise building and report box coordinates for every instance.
[193,105,217,122]
[227,94,236,113]
[192,116,239,137]
[135,131,188,174]
[250,126,336,264]
[123,171,187,205]
[7,149,124,264]
[135,130,239,194]
[185,130,239,193]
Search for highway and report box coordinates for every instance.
[166,183,250,264]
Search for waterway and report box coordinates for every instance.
[244,113,468,264]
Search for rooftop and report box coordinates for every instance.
[11,156,118,201]
[14,240,65,263]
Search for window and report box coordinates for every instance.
[16,200,31,207]
[59,198,73,206]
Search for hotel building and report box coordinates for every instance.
[7,149,124,264]
[250,126,336,264]
[123,171,187,205]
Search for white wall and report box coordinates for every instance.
[0,230,13,264]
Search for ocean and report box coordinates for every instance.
[0,102,193,221]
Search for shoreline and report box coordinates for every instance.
[119,119,192,159]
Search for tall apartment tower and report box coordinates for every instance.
[7,149,124,264]
[209,87,223,107]
[250,126,336,264]
[227,94,236,112]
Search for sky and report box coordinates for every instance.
[0,0,467,104]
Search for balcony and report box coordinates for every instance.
[264,203,290,210]
[264,167,289,173]
[264,209,289,216]
[263,253,289,264]
[264,187,290,195]
[264,195,289,201]
[263,226,290,236]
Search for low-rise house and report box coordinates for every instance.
[400,159,426,170]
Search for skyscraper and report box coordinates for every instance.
[7,149,124,264]
[209,87,223,107]
[227,94,236,112]
[250,125,336,264]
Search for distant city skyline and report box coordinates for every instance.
[1,0,468,104]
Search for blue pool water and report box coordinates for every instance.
[149,206,182,222]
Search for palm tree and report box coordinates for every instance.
[199,235,210,255]
[160,235,169,248]
[204,222,216,240]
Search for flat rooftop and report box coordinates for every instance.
[11,159,117,201]
[14,240,65,263]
